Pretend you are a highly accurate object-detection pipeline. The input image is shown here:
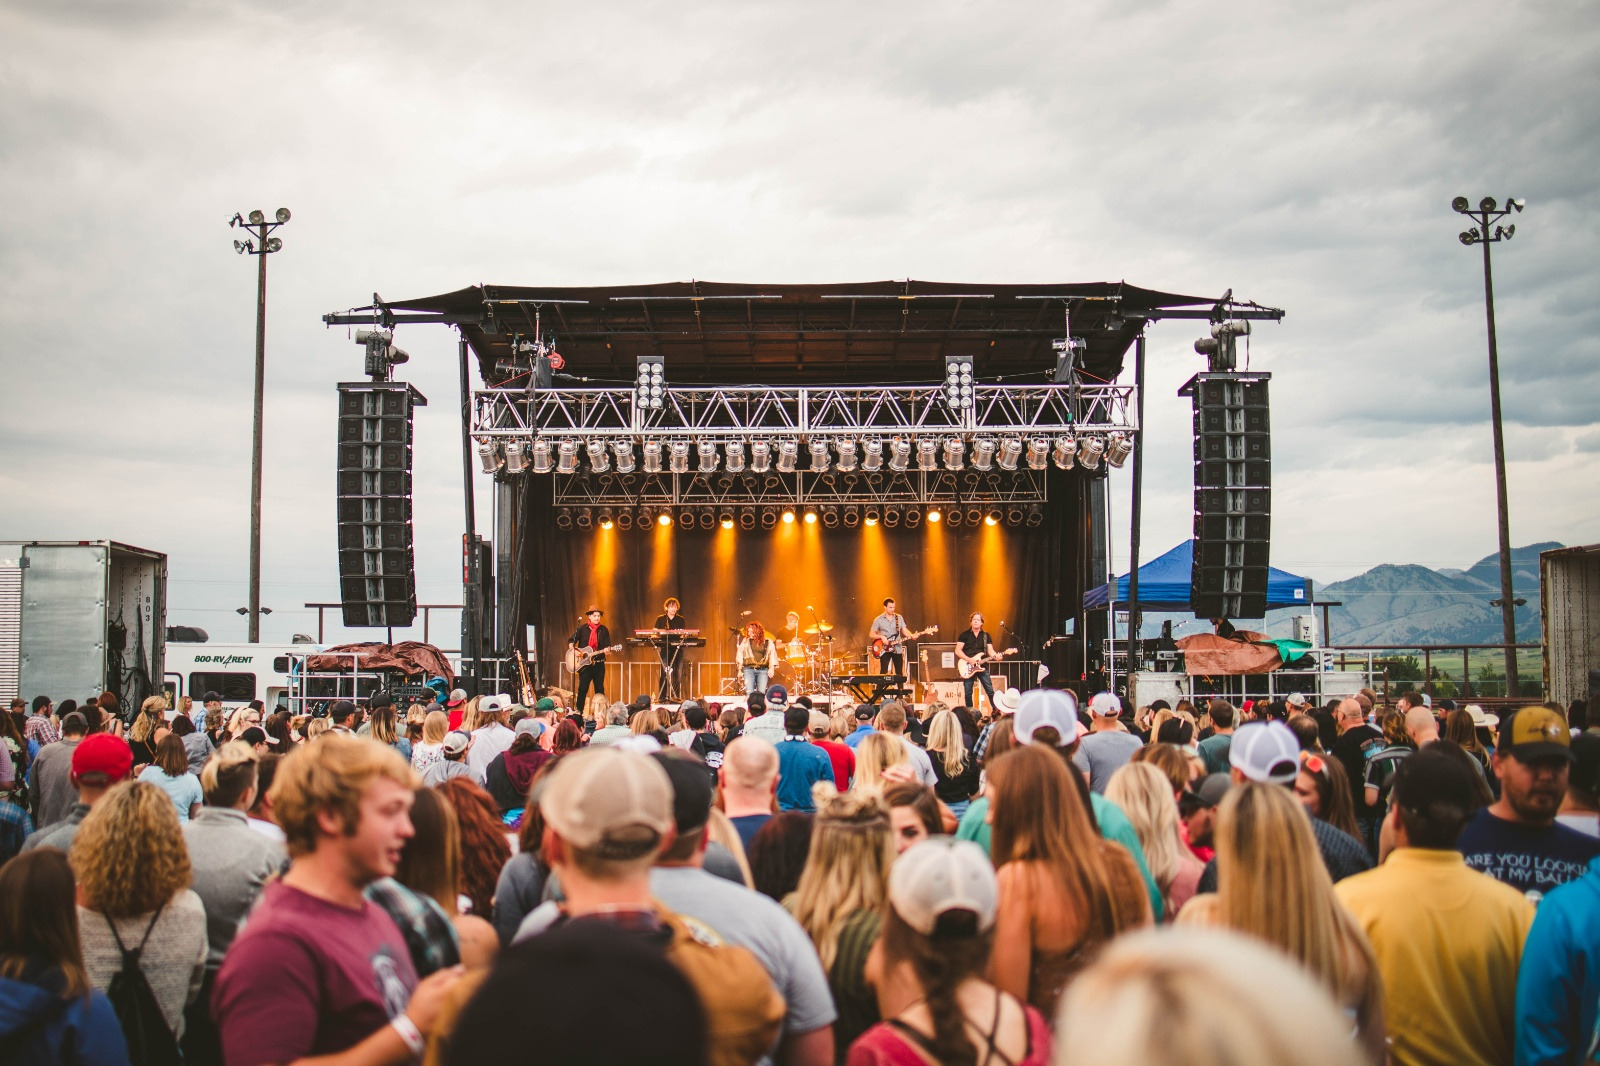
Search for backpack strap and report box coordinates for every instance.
[104,901,167,963]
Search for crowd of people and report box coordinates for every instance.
[1,680,1597,1066]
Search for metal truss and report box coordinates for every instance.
[551,469,1050,507]
[474,383,1137,441]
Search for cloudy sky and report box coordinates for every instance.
[1,0,1596,648]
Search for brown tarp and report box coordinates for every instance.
[304,642,455,682]
[1177,632,1283,676]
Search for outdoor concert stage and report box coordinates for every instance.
[328,279,1277,704]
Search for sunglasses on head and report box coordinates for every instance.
[1299,751,1327,775]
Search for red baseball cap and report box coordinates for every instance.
[72,734,133,781]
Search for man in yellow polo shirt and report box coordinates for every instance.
[1335,747,1534,1066]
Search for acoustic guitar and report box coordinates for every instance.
[564,643,622,674]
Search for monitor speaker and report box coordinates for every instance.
[336,381,427,628]
[1188,374,1271,619]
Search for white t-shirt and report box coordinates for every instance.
[895,734,937,786]
[466,722,515,781]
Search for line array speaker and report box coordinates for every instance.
[336,381,427,627]
[1187,374,1271,619]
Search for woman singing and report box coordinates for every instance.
[738,621,780,698]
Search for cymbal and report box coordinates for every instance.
[804,622,833,634]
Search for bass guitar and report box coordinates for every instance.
[957,647,1019,679]
[564,643,622,674]
[870,624,938,659]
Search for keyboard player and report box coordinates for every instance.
[652,597,693,702]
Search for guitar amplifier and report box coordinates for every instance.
[919,680,967,707]
[918,642,963,682]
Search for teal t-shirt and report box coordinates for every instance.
[955,793,1165,921]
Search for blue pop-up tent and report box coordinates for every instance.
[1083,541,1312,612]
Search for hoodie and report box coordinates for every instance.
[484,748,552,813]
[0,964,129,1065]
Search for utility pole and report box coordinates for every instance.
[230,208,291,643]
[1453,195,1524,696]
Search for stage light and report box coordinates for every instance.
[477,441,501,473]
[526,440,554,475]
[636,356,666,410]
[916,438,938,472]
[1078,436,1104,471]
[835,437,858,472]
[1025,438,1049,471]
[719,511,735,530]
[881,506,899,528]
[750,440,771,474]
[697,510,715,530]
[698,440,720,472]
[861,436,884,471]
[642,441,663,474]
[927,508,942,524]
[739,509,756,531]
[902,507,920,529]
[555,508,573,530]
[503,441,528,473]
[965,506,983,527]
[985,509,1001,527]
[1005,506,1024,526]
[946,508,963,528]
[944,355,975,409]
[803,509,818,526]
[1052,435,1076,470]
[781,508,797,524]
[586,440,610,474]
[557,441,579,474]
[658,511,673,527]
[776,440,799,474]
[863,507,879,527]
[971,438,996,471]
[942,438,965,471]
[842,506,859,528]
[996,438,1022,472]
[1104,432,1133,468]
[1025,504,1044,527]
[575,509,592,530]
[808,439,830,472]
[669,441,690,474]
[888,438,911,472]
[598,508,615,530]
[821,506,839,529]
[612,440,635,474]
[616,509,634,530]
[724,440,745,473]
[637,505,654,526]
[760,507,778,530]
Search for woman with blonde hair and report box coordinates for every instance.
[412,709,451,776]
[127,694,170,769]
[1176,782,1385,1063]
[988,745,1151,1017]
[852,732,908,795]
[1130,741,1196,798]
[456,696,482,736]
[303,717,331,743]
[786,785,895,1059]
[72,780,208,1045]
[924,708,979,818]
[1105,762,1204,916]
[367,700,412,761]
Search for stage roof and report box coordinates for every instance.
[1083,540,1312,613]
[345,280,1245,388]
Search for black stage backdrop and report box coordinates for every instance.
[510,470,1092,697]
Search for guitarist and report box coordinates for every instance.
[870,597,910,677]
[653,597,692,702]
[956,612,998,713]
[567,605,610,716]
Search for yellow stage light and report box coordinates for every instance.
[865,515,879,527]
[721,516,734,529]
[927,509,942,523]
[658,512,672,527]
[781,509,796,524]
[803,510,818,525]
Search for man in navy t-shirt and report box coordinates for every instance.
[1456,706,1600,904]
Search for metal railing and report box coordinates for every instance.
[1328,643,1544,701]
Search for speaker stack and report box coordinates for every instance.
[1186,374,1271,619]
[336,382,428,628]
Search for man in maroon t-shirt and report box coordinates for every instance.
[213,735,462,1066]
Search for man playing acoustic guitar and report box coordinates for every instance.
[567,606,611,716]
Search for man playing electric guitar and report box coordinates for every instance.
[955,613,1018,714]
[868,597,937,677]
[567,605,610,716]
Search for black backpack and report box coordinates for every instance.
[103,905,184,1066]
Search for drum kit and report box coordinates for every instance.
[781,619,851,695]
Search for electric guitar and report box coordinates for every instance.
[870,624,938,658]
[514,649,536,706]
[564,643,622,673]
[958,647,1020,679]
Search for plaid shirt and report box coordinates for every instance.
[973,720,998,763]
[364,877,461,977]
[0,800,35,865]
[24,715,59,746]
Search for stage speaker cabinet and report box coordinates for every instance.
[918,642,964,682]
[919,680,967,707]
[336,381,428,628]
[1186,373,1271,619]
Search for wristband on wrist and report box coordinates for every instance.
[391,1014,424,1056]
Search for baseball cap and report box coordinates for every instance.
[1498,706,1573,762]
[238,726,279,746]
[447,689,467,708]
[441,730,471,756]
[888,837,999,935]
[479,694,511,715]
[1088,691,1121,718]
[540,747,674,857]
[765,684,789,707]
[1286,692,1308,708]
[368,692,393,710]
[1184,772,1233,808]
[1229,721,1301,785]
[203,691,223,703]
[993,688,1021,715]
[855,704,875,721]
[515,718,546,738]
[1014,689,1085,747]
[330,700,357,719]
[60,711,88,734]
[72,734,133,781]
[652,751,714,834]
[534,697,556,712]
[1568,732,1600,795]
[629,694,652,713]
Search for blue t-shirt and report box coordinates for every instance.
[138,765,205,824]
[730,813,772,853]
[1457,807,1600,905]
[843,724,876,749]
[775,738,835,812]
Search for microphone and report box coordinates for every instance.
[807,605,815,611]
[740,610,752,616]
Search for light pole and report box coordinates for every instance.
[230,208,291,643]
[1453,194,1524,696]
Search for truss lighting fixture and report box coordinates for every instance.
[530,439,554,474]
[834,437,858,471]
[883,506,901,528]
[903,508,921,529]
[555,507,574,530]
[575,509,593,530]
[1049,432,1075,470]
[697,440,720,472]
[669,441,690,474]
[1078,436,1104,471]
[1025,438,1050,471]
[697,510,715,530]
[586,440,610,473]
[616,509,634,530]
[611,440,636,474]
[1006,506,1025,526]
[556,441,579,474]
[985,510,1001,526]
[971,438,996,471]
[477,440,501,474]
[1026,504,1044,527]
[1104,432,1133,468]
[965,506,983,527]
[943,438,965,470]
[739,509,756,531]
[638,505,655,526]
[864,507,880,527]
[719,511,735,530]
[760,507,779,530]
[808,439,830,472]
[642,441,663,474]
[776,440,799,474]
[927,507,943,524]
[916,438,938,472]
[861,436,884,472]
[803,509,818,525]
[599,508,615,530]
[636,356,665,410]
[888,439,912,472]
[946,508,963,528]
[996,438,1022,472]
[503,441,528,474]
[944,355,976,409]
[780,508,796,525]
[658,511,673,527]
[750,440,772,474]
[725,440,745,473]
[842,506,860,528]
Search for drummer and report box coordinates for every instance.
[737,620,780,698]
[784,611,802,639]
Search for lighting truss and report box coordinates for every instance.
[547,468,1051,508]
